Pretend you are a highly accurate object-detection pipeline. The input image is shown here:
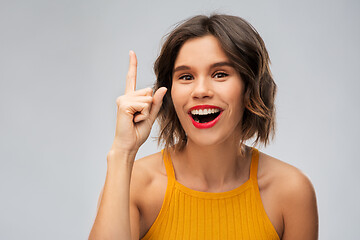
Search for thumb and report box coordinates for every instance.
[149,87,167,123]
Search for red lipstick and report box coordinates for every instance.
[188,105,223,129]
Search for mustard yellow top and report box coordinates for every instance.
[141,148,280,240]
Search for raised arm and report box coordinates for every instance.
[89,51,167,240]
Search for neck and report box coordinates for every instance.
[172,138,250,191]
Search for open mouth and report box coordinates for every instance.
[188,106,224,129]
[190,109,221,123]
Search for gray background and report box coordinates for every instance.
[1,0,359,239]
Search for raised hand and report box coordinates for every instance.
[111,51,167,154]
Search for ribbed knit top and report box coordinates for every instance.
[141,148,280,240]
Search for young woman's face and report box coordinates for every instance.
[171,35,245,147]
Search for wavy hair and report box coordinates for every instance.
[154,14,276,151]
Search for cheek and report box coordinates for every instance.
[221,80,244,102]
[171,82,190,103]
[171,84,185,114]
[221,82,245,117]
[170,85,178,107]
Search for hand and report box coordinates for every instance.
[111,51,167,154]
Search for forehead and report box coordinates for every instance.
[174,35,230,68]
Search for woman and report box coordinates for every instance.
[89,14,318,240]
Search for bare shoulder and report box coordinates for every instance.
[258,151,316,203]
[130,151,166,204]
[258,151,318,239]
[130,151,168,237]
[132,151,165,180]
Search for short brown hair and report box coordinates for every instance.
[154,14,276,151]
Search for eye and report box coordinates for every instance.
[179,74,194,81]
[213,72,229,79]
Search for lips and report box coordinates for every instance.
[188,105,223,129]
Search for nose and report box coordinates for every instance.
[191,77,214,99]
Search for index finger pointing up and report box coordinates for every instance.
[125,50,137,94]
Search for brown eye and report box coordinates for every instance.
[179,74,193,80]
[213,72,228,78]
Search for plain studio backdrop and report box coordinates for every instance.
[0,0,359,239]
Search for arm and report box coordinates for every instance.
[89,151,137,240]
[281,172,319,240]
[88,51,167,240]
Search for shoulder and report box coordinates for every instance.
[257,151,317,205]
[132,151,165,180]
[130,151,169,236]
[130,151,165,196]
[130,151,167,208]
[258,150,318,239]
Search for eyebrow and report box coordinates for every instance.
[173,61,234,74]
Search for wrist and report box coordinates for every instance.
[110,139,140,156]
[107,149,137,167]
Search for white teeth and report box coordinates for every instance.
[190,108,220,115]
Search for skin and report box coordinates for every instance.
[89,36,318,240]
